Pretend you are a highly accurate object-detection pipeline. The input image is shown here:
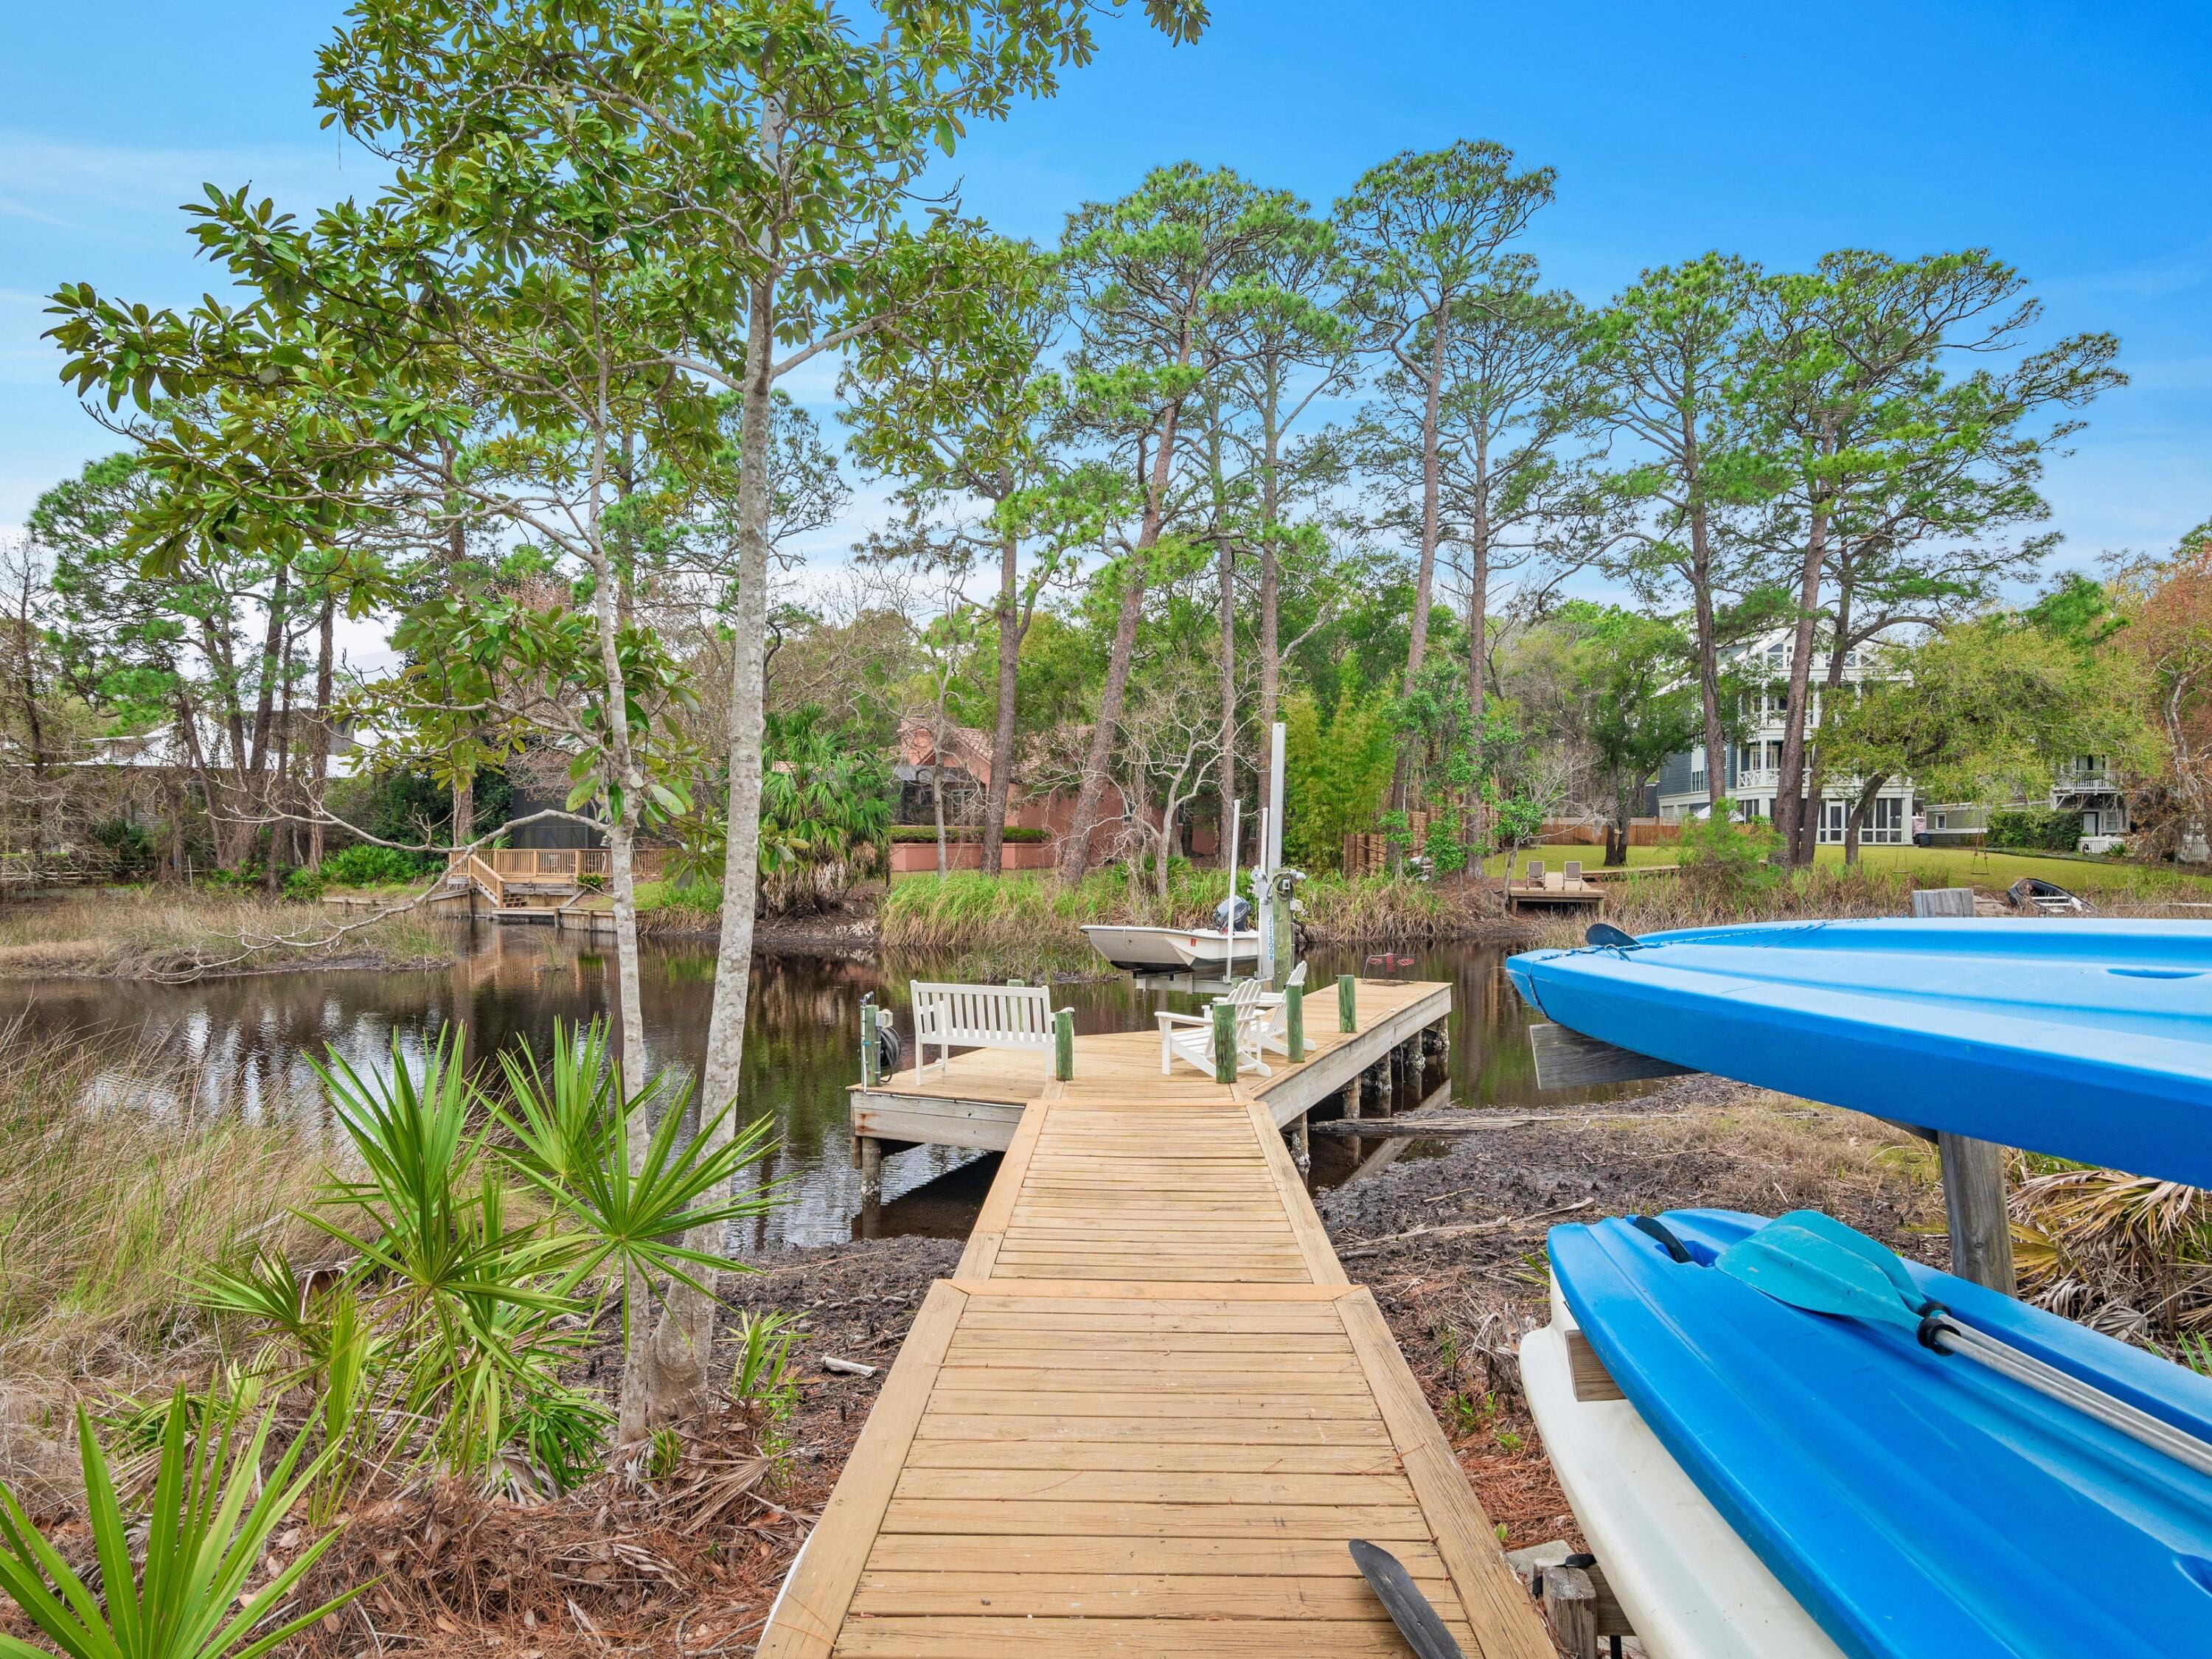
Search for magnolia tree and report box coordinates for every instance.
[52,0,1210,1446]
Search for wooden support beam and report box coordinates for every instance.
[858,1135,884,1206]
[1290,1112,1310,1176]
[1540,1564,1600,1659]
[1938,1130,2018,1293]
[1566,1331,1624,1402]
[1528,1022,1696,1091]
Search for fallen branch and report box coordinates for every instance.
[1310,1111,1652,1140]
[1338,1199,1597,1259]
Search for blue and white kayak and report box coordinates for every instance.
[1528,1208,2212,1659]
[1506,919,2212,1187]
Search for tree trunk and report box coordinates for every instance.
[1773,443,1834,866]
[265,633,295,895]
[638,268,776,1435]
[1843,772,1889,866]
[931,697,949,877]
[1388,322,1450,830]
[1061,409,1183,884]
[1060,571,1147,883]
[307,596,334,868]
[1216,532,1236,859]
[1463,443,1491,863]
[981,504,1020,878]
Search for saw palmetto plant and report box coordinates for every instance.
[0,1392,362,1659]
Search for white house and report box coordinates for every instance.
[1653,629,1917,845]
[1921,756,2132,850]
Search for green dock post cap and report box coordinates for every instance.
[1211,1000,1237,1085]
[1338,973,1357,1033]
[1285,981,1305,1062]
[1054,1007,1075,1082]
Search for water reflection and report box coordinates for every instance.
[6,925,1579,1249]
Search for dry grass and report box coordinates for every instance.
[0,892,454,981]
[0,1022,324,1495]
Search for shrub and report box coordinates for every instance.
[316,844,444,888]
[284,866,326,902]
[1677,803,1784,908]
[1989,807,2083,852]
[887,824,1049,844]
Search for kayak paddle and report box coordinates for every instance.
[1715,1210,2212,1481]
[1349,1540,1464,1659]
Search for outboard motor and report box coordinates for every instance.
[1214,894,1253,931]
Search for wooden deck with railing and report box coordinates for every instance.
[763,981,1552,1658]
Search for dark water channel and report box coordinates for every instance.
[7,923,1584,1251]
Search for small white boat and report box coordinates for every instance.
[1079,924,1200,974]
[1168,928,1262,971]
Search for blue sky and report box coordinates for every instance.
[4,0,2208,582]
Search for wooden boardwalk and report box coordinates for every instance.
[762,984,1553,1658]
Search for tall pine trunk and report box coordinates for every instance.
[1061,411,1182,884]
[981,500,1020,877]
[1773,483,1832,865]
[307,597,334,868]
[1388,324,1449,830]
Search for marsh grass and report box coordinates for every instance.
[880,867,1486,972]
[0,894,453,981]
[0,1023,322,1495]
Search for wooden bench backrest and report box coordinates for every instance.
[911,981,1054,1048]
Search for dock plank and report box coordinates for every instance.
[762,981,1552,1659]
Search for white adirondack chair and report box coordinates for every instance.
[1254,960,1310,1057]
[1158,978,1273,1079]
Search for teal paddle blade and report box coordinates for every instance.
[1769,1208,1931,1309]
[1714,1213,1924,1334]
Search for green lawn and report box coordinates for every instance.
[1482,841,2212,900]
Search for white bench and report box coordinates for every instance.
[911,981,1064,1079]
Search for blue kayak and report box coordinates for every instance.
[1552,1209,2212,1659]
[1506,919,2212,1187]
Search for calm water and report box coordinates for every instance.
[6,923,1571,1250]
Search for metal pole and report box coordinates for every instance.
[1267,722,1293,987]
[1225,796,1241,974]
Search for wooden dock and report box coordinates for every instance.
[762,982,1553,1658]
[850,976,1453,1194]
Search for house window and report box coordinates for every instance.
[1932,813,1947,830]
